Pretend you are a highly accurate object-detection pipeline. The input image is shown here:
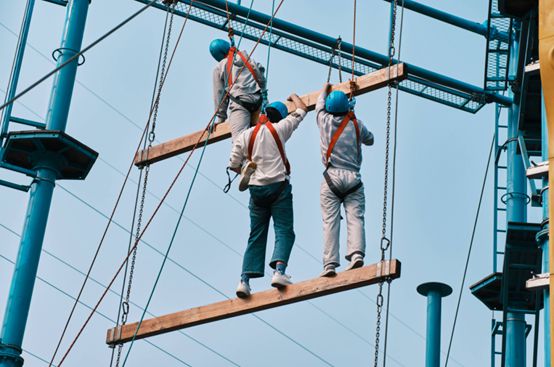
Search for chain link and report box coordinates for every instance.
[374,0,397,366]
[113,5,176,366]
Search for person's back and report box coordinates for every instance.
[210,39,267,140]
[315,83,374,277]
[228,95,307,298]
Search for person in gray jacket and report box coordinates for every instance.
[316,83,374,277]
[229,94,308,298]
[210,39,267,140]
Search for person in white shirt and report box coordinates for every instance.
[316,83,374,277]
[229,94,308,298]
[210,39,267,141]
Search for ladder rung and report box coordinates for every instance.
[497,229,507,233]
[498,125,508,128]
[498,165,507,169]
[497,207,507,211]
[496,251,505,255]
[497,186,507,190]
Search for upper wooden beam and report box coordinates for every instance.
[134,64,407,166]
[106,259,401,345]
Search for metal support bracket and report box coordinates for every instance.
[526,273,550,291]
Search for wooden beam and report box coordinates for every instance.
[134,64,407,166]
[106,259,401,345]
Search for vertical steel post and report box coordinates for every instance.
[0,1,89,366]
[0,0,36,141]
[417,282,452,367]
[504,19,527,367]
[539,95,550,367]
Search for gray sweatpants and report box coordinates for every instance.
[228,94,261,142]
[320,167,366,268]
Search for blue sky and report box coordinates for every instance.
[0,1,546,366]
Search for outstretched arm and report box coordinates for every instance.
[316,82,332,112]
[288,93,308,112]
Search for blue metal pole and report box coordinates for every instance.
[417,282,452,367]
[0,1,89,366]
[0,0,36,140]
[504,20,527,367]
[540,94,551,367]
[192,0,513,106]
[381,0,509,43]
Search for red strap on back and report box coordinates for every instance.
[265,120,291,175]
[247,115,291,175]
[325,111,361,165]
[225,47,261,89]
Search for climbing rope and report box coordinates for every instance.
[349,0,357,99]
[112,3,176,367]
[374,0,401,365]
[55,2,286,365]
[326,37,343,84]
[381,1,405,364]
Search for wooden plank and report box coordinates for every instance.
[134,64,407,166]
[106,259,401,345]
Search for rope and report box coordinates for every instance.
[49,2,195,365]
[54,2,286,364]
[0,0,159,113]
[326,37,343,84]
[444,133,496,366]
[112,4,177,367]
[381,0,404,365]
[374,0,399,365]
[121,110,215,367]
[349,0,357,98]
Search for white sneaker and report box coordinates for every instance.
[320,265,337,277]
[271,271,292,288]
[345,254,364,271]
[236,281,251,298]
[238,161,257,192]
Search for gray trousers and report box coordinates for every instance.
[228,94,261,142]
[320,168,366,268]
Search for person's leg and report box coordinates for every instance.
[269,182,295,270]
[320,174,342,273]
[228,101,252,141]
[241,187,272,279]
[344,181,366,268]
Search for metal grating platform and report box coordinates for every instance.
[136,0,500,113]
[484,0,513,91]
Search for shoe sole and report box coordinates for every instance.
[320,269,337,277]
[346,259,364,271]
[238,163,257,192]
[271,280,291,289]
[236,290,250,298]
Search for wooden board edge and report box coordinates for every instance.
[106,259,401,345]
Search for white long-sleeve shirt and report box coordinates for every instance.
[229,109,307,186]
[213,50,266,121]
[316,90,373,172]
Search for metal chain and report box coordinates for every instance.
[113,5,176,366]
[374,0,397,366]
[326,37,343,84]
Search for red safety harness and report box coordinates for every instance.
[325,111,360,166]
[248,114,291,175]
[323,111,362,201]
[225,46,262,89]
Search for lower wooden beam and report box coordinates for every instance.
[106,259,401,345]
[134,64,407,166]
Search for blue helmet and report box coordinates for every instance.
[325,90,350,114]
[265,101,288,122]
[209,39,231,61]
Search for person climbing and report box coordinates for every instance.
[316,83,374,277]
[228,93,308,298]
[210,38,267,140]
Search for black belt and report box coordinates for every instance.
[323,169,362,202]
[229,94,262,113]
